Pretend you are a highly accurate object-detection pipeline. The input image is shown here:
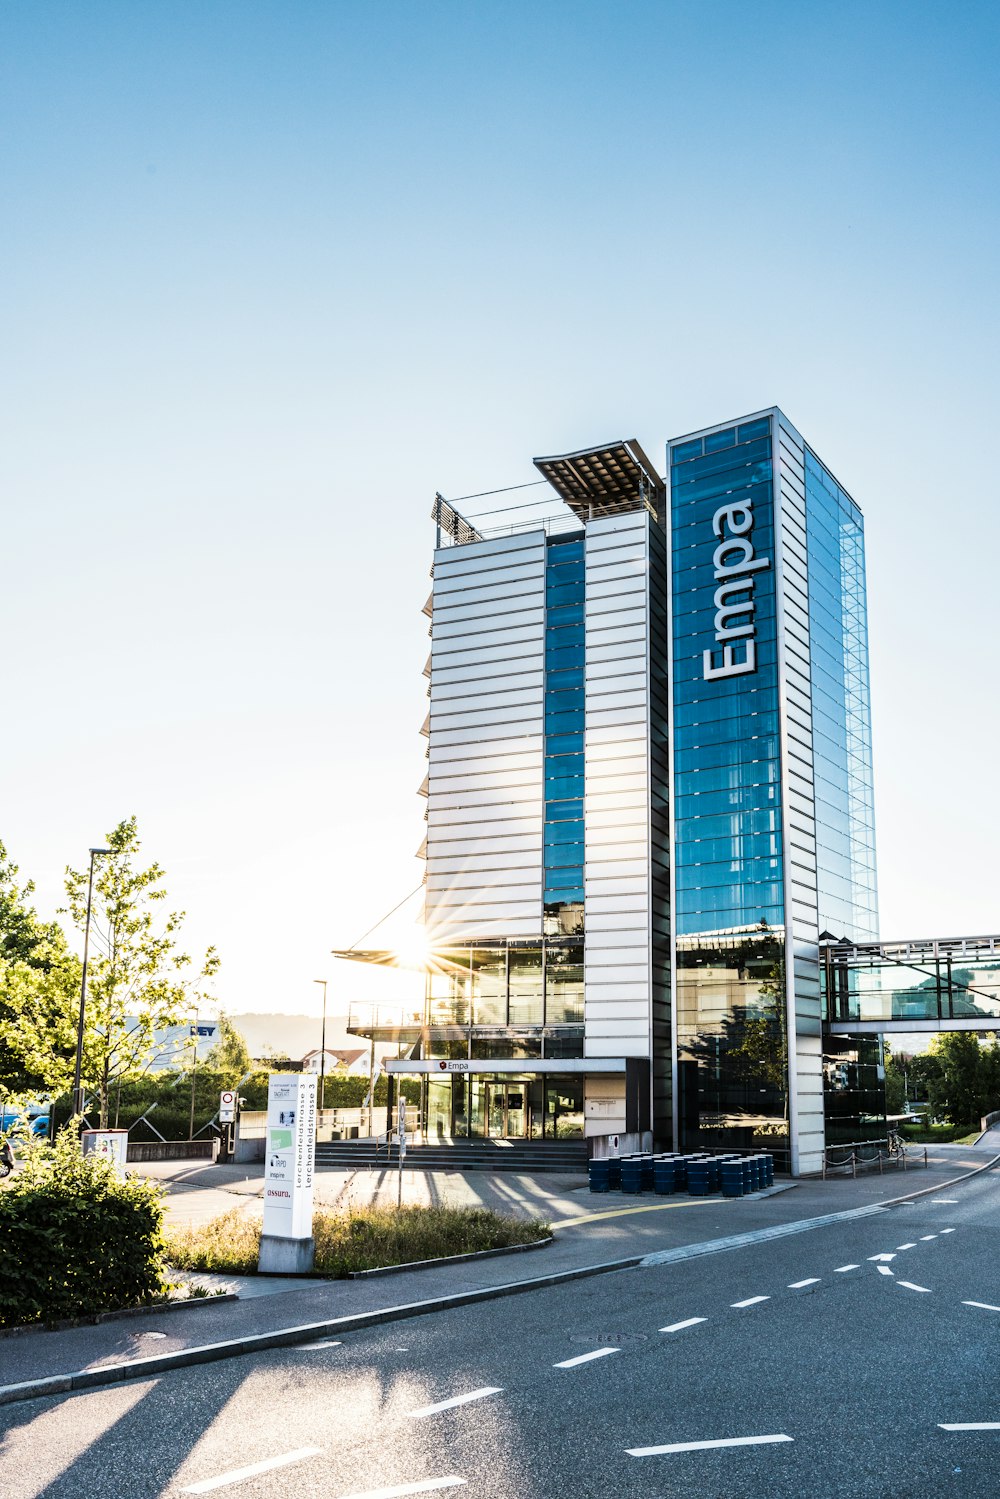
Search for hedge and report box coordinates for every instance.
[0,1131,169,1327]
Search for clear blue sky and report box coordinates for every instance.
[3,1,998,1023]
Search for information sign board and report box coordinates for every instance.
[81,1129,129,1175]
[262,1072,317,1241]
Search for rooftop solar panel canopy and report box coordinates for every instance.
[532,439,664,523]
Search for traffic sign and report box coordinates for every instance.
[219,1089,236,1123]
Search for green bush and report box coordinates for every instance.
[0,1131,169,1328]
[165,1203,550,1277]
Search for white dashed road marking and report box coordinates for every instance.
[659,1317,707,1333]
[554,1348,620,1369]
[940,1227,956,1233]
[876,1266,894,1277]
[337,1481,467,1499]
[963,1301,1000,1313]
[181,1448,323,1493]
[731,1296,769,1308]
[896,1243,917,1251]
[408,1388,503,1420]
[788,1279,820,1289]
[897,1281,932,1293]
[919,1235,937,1241]
[939,1424,1000,1432]
[628,1434,794,1457]
[932,1200,959,1205]
[834,1264,860,1273]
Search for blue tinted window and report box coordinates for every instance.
[704,428,736,453]
[544,842,585,868]
[738,417,771,442]
[545,798,583,822]
[545,645,584,672]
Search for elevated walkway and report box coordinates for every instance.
[314,1137,588,1174]
[824,932,1000,1033]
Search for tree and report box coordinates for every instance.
[60,817,219,1126]
[207,1014,252,1085]
[0,840,79,1098]
[914,1031,1000,1126]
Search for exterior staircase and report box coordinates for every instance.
[313,1137,588,1174]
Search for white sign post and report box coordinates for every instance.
[397,1096,407,1208]
[258,1072,317,1274]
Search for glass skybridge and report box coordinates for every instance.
[823,934,1000,1033]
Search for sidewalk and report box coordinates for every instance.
[1,1143,995,1401]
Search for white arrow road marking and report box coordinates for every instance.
[408,1388,503,1419]
[337,1481,467,1499]
[181,1448,323,1493]
[834,1264,860,1273]
[896,1243,917,1251]
[868,1254,896,1262]
[659,1317,707,1333]
[876,1266,895,1277]
[963,1301,1000,1312]
[554,1348,620,1369]
[788,1279,820,1289]
[731,1296,769,1308]
[939,1424,1000,1432]
[628,1434,794,1457]
[897,1281,932,1293]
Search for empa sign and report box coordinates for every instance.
[702,497,769,681]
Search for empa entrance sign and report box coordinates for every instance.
[258,1072,317,1273]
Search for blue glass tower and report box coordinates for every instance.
[668,409,878,1174]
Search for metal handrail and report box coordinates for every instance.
[822,1140,929,1179]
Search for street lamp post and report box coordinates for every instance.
[313,978,328,1127]
[72,846,110,1120]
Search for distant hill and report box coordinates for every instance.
[227,1012,394,1064]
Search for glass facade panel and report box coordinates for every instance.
[805,451,878,941]
[671,417,789,1162]
[544,532,586,938]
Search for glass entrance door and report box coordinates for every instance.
[486,1082,529,1138]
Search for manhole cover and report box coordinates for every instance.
[568,1332,649,1345]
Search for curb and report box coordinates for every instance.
[0,1292,239,1342]
[0,1255,643,1409]
[346,1235,553,1279]
[2,1153,995,1411]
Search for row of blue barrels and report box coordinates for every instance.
[588,1152,774,1196]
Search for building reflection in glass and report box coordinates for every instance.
[676,923,789,1162]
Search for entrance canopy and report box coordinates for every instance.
[386,1058,627,1075]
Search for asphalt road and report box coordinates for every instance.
[2,1166,998,1499]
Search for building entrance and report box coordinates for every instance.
[486,1082,528,1138]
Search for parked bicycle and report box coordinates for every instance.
[886,1126,905,1157]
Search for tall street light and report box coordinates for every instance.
[313,978,328,1125]
[72,846,110,1120]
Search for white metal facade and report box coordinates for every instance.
[425,531,546,940]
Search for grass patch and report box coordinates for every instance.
[901,1122,980,1144]
[165,1205,551,1277]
